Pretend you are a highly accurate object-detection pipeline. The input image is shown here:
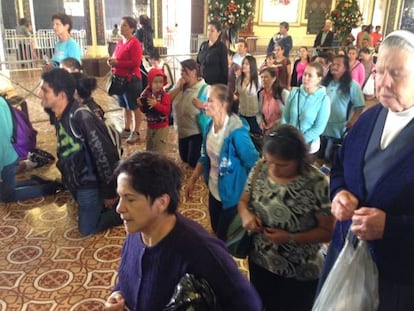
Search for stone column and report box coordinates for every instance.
[83,0,108,57]
[82,0,109,76]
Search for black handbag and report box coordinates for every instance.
[226,213,254,259]
[163,273,218,311]
[107,73,127,96]
[226,159,264,259]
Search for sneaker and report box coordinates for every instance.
[121,129,131,139]
[126,131,140,144]
[28,151,54,168]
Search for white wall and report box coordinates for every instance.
[162,0,191,55]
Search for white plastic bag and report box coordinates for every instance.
[363,74,375,97]
[312,234,379,311]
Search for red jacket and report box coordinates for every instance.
[140,68,171,129]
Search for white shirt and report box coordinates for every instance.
[206,115,230,201]
[381,105,414,149]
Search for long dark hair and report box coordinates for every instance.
[71,72,97,99]
[241,55,259,92]
[139,15,153,32]
[322,55,352,95]
[264,125,311,174]
[208,20,223,40]
[260,67,284,101]
[180,59,201,78]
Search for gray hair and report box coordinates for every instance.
[381,30,414,53]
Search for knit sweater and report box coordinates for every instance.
[329,104,414,284]
[113,214,262,310]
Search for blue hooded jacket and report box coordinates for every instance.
[199,114,259,208]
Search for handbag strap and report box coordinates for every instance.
[250,158,265,200]
[197,83,208,100]
[296,88,301,131]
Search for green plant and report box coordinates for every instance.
[208,0,255,32]
[328,0,363,33]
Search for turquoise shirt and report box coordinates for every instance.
[0,97,18,172]
[52,37,81,64]
[282,85,331,144]
[322,80,365,139]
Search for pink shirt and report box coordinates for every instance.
[295,61,307,84]
[261,89,282,126]
[350,60,365,87]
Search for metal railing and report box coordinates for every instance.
[2,29,87,70]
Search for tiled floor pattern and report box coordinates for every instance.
[0,70,248,310]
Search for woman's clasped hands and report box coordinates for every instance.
[332,190,386,240]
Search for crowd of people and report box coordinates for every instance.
[3,11,412,311]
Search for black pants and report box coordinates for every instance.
[178,134,202,168]
[240,115,262,134]
[208,193,237,241]
[249,260,318,311]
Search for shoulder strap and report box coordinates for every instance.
[296,88,301,131]
[250,159,265,200]
[70,105,123,158]
[197,83,208,100]
[69,106,91,141]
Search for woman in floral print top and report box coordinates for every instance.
[238,124,334,311]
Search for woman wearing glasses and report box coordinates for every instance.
[238,125,334,311]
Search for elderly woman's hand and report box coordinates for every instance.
[351,207,386,240]
[331,190,359,221]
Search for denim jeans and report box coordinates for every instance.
[74,188,122,236]
[0,160,18,202]
[317,136,342,164]
[1,160,50,203]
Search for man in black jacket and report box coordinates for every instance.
[314,21,334,53]
[39,68,122,235]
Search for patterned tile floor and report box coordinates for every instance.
[0,70,248,310]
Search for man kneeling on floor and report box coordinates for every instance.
[39,68,122,235]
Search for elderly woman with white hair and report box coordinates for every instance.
[318,30,414,310]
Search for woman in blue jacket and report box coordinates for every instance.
[186,84,259,241]
[282,62,330,154]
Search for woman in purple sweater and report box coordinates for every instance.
[104,151,262,311]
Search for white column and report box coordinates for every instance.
[0,1,11,80]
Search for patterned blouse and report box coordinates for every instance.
[246,162,331,281]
